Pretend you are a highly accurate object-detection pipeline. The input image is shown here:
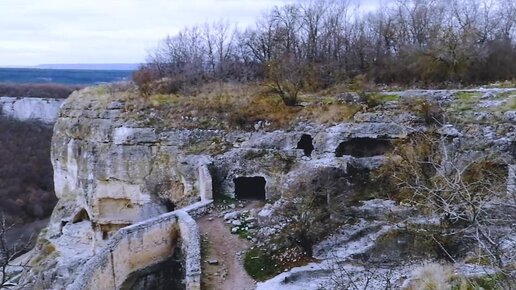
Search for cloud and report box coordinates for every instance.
[0,0,380,66]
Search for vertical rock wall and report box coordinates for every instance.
[0,96,63,124]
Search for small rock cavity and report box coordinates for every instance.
[335,138,393,157]
[297,134,314,157]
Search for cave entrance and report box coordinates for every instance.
[297,134,314,157]
[335,138,393,157]
[234,177,266,200]
[72,208,90,224]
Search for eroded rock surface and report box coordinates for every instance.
[0,96,63,124]
[12,86,516,289]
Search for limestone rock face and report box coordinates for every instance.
[0,96,63,124]
[17,86,516,289]
[19,87,214,288]
[49,88,213,244]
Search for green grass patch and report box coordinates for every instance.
[485,80,516,88]
[491,90,515,99]
[363,92,400,108]
[450,91,481,112]
[182,137,228,155]
[243,248,278,281]
[148,94,181,106]
[453,273,513,290]
[237,228,250,239]
[503,95,516,110]
[454,91,480,101]
[378,93,401,102]
[213,193,236,204]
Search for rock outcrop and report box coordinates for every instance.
[0,96,63,124]
[13,86,516,289]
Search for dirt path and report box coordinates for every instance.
[197,201,262,290]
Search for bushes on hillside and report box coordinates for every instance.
[378,133,512,272]
[134,0,516,100]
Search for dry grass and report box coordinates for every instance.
[128,81,361,130]
[404,263,453,290]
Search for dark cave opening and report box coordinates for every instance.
[121,246,184,290]
[234,176,266,200]
[335,138,393,157]
[297,134,314,157]
[164,200,176,212]
[72,208,90,223]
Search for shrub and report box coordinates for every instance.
[132,65,156,99]
[243,248,278,281]
[404,263,453,290]
[402,98,444,124]
[264,58,304,106]
[263,168,350,256]
[358,92,381,108]
[378,132,512,270]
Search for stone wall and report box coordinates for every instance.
[67,200,212,290]
[0,96,63,124]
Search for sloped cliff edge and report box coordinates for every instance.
[9,85,516,289]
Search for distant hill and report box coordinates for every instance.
[36,63,139,71]
[0,68,133,85]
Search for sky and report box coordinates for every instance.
[0,0,381,66]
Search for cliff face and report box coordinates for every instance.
[14,85,516,289]
[46,87,419,249]
[13,87,214,289]
[0,96,63,124]
[49,87,215,244]
[0,97,62,252]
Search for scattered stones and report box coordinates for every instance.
[258,204,273,217]
[232,220,242,226]
[480,92,495,99]
[473,112,491,122]
[477,100,506,108]
[231,227,239,234]
[504,111,516,122]
[244,217,256,223]
[438,124,462,137]
[336,92,360,103]
[224,211,240,220]
[207,259,219,265]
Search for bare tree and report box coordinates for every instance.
[381,133,515,280]
[322,260,395,290]
[136,0,516,93]
[0,214,32,289]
